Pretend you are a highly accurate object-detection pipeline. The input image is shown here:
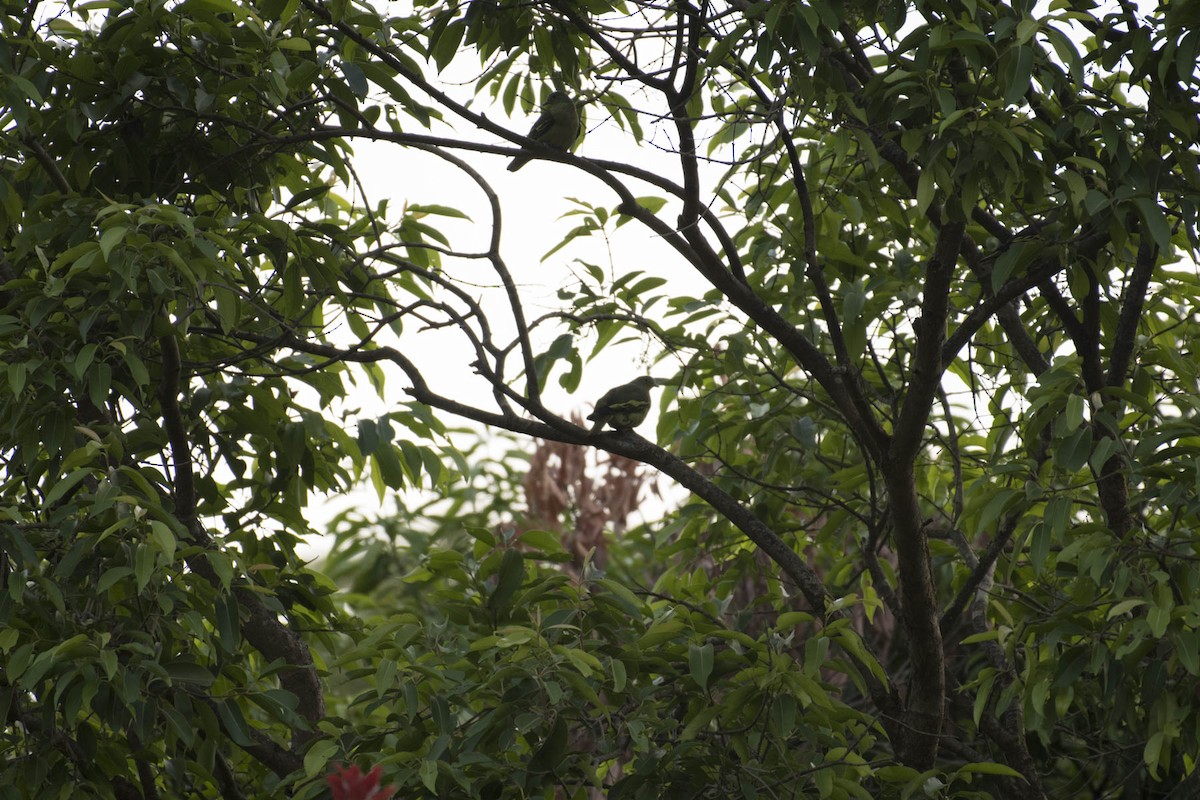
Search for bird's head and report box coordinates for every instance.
[632,376,660,390]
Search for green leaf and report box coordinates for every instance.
[1063,393,1084,430]
[98,225,127,261]
[44,469,92,507]
[1106,598,1145,619]
[977,488,1020,533]
[769,694,796,737]
[206,550,234,591]
[777,611,814,629]
[283,184,332,212]
[916,169,936,215]
[533,333,577,392]
[487,548,525,617]
[1054,427,1092,472]
[215,699,255,748]
[1042,496,1072,541]
[638,617,685,648]
[7,360,27,396]
[595,578,643,616]
[680,705,721,740]
[528,716,568,773]
[518,529,564,554]
[609,657,627,692]
[419,759,438,793]
[303,739,339,778]
[1134,197,1172,251]
[957,761,1023,778]
[18,650,58,689]
[688,642,714,690]
[161,659,213,686]
[1147,604,1171,639]
[149,520,177,563]
[431,19,466,72]
[991,240,1033,291]
[122,351,150,388]
[1052,647,1090,688]
[96,566,133,593]
[215,595,242,651]
[1144,730,1166,776]
[339,62,367,97]
[1003,45,1035,106]
[88,362,112,409]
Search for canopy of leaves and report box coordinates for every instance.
[1,0,1199,798]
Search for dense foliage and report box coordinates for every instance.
[2,0,1199,798]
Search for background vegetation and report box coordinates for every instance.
[1,0,1199,797]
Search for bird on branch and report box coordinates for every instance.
[507,90,580,172]
[588,376,660,432]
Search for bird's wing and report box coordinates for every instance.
[526,111,555,142]
[597,391,648,415]
[587,388,616,419]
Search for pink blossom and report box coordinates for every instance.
[327,764,396,800]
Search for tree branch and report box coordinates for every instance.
[1107,236,1157,386]
[157,328,323,763]
[942,230,1111,365]
[892,220,964,462]
[878,218,964,768]
[20,134,71,195]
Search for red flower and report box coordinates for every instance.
[327,764,396,800]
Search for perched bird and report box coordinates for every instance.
[507,91,580,172]
[588,376,659,432]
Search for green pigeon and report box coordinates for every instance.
[588,376,659,432]
[507,91,580,172]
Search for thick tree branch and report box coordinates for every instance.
[1077,261,1106,391]
[892,220,964,463]
[938,515,1016,636]
[881,467,943,769]
[157,330,322,766]
[1108,236,1157,386]
[942,230,1111,365]
[879,219,963,769]
[21,135,71,195]
[665,0,742,289]
[959,237,1051,376]
[773,111,854,370]
[1086,237,1158,540]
